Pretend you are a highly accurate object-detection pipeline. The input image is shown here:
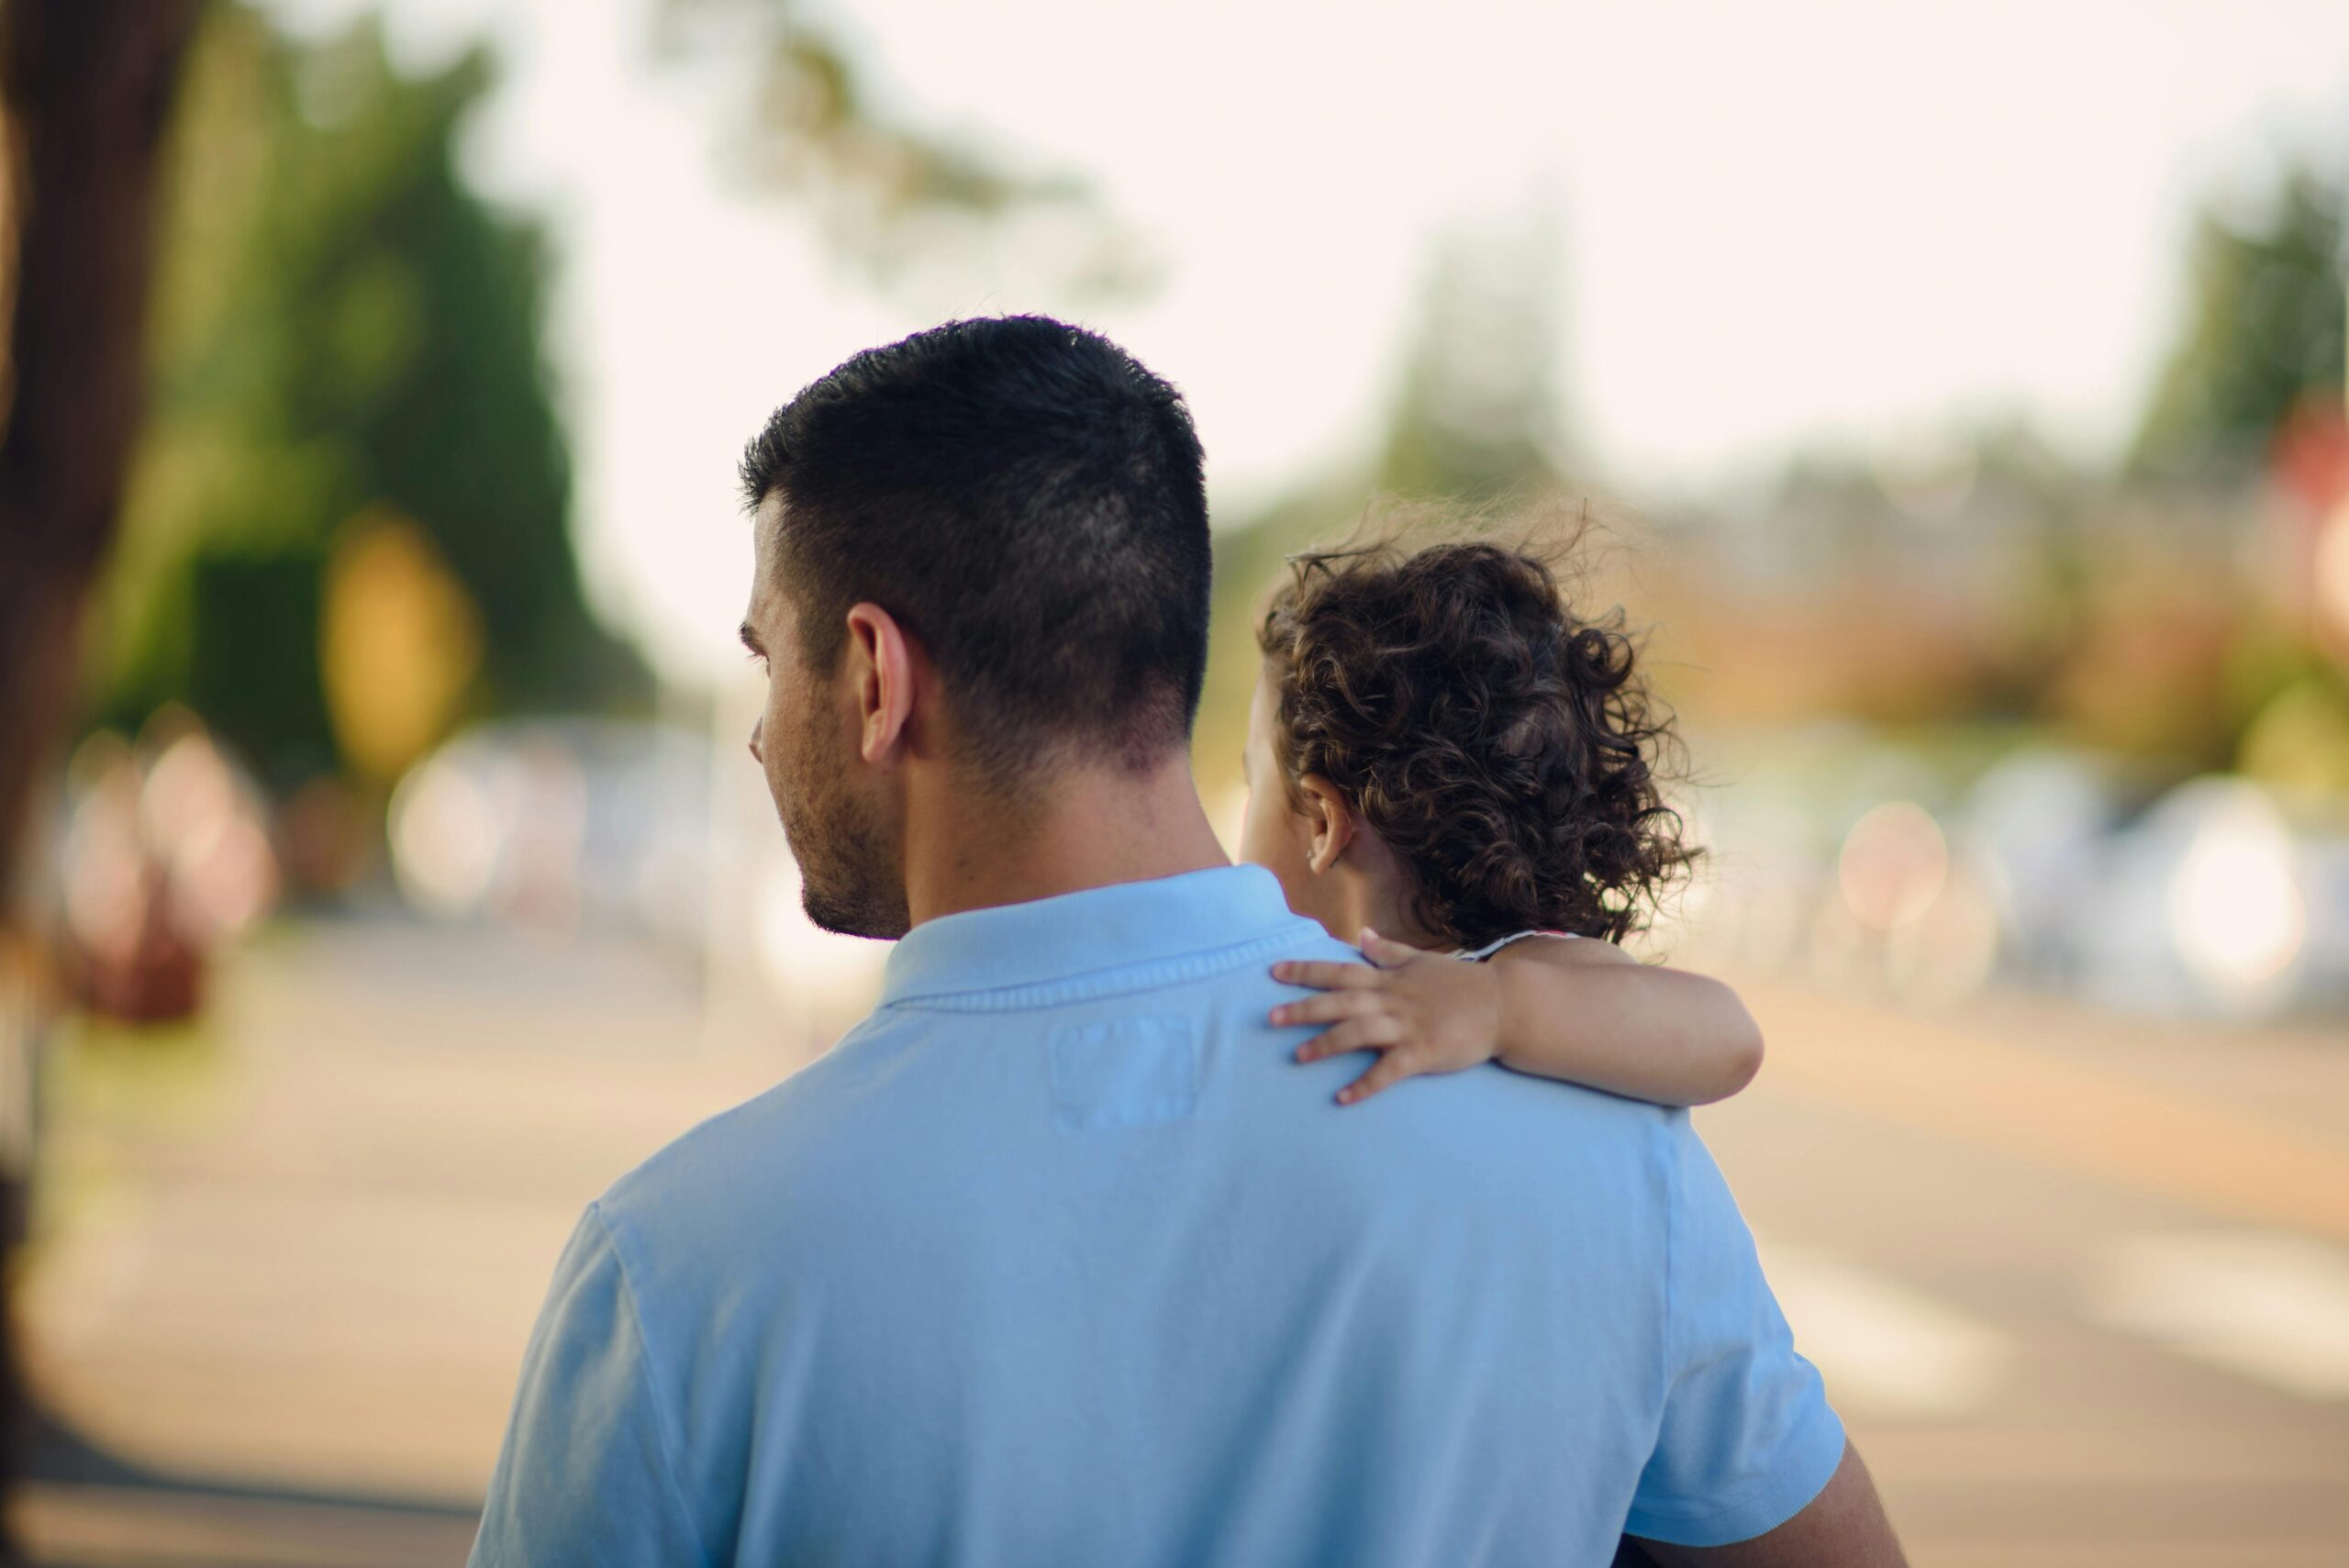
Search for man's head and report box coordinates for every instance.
[739,316,1212,939]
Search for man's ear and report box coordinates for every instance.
[1296,774,1357,874]
[842,603,917,765]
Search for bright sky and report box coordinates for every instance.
[272,0,2349,680]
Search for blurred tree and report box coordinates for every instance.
[651,0,1154,305]
[2132,163,2346,481]
[1192,212,1586,802]
[1378,210,1579,500]
[2130,157,2349,768]
[95,6,649,791]
[0,0,203,901]
[1194,471,1371,804]
[0,1,206,1551]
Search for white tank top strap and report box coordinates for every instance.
[1452,929,1581,962]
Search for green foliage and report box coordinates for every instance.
[1196,473,1369,800]
[651,0,1152,303]
[1377,216,1576,501]
[2132,163,2346,480]
[95,5,646,786]
[183,550,338,783]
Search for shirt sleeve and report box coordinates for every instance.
[1624,1116,1848,1546]
[469,1203,711,1568]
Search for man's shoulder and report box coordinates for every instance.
[594,1015,911,1245]
[1221,931,1688,1214]
[592,927,1688,1261]
[1292,1040,1686,1198]
[589,927,1335,1223]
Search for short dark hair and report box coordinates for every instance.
[1258,525,1698,948]
[740,316,1211,777]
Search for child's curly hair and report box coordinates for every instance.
[1256,512,1698,949]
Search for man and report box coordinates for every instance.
[471,317,1904,1566]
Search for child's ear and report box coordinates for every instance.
[1297,775,1357,874]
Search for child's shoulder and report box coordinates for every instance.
[1483,929,1631,970]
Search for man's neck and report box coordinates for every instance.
[901,751,1230,929]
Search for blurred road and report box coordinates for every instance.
[13,918,2348,1566]
[1705,976,2349,1568]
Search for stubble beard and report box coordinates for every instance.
[774,724,909,942]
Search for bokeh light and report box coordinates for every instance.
[1837,800,1949,932]
[2165,779,2308,1002]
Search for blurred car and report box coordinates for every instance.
[389,717,714,948]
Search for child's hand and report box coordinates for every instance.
[1269,929,1505,1105]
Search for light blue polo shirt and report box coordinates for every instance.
[472,865,1843,1567]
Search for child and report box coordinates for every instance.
[1239,526,1764,1108]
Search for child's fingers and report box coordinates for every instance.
[1270,991,1384,1029]
[1270,961,1382,992]
[1337,1050,1424,1106]
[1358,928,1435,968]
[1294,1015,1403,1064]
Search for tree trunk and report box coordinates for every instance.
[0,0,202,887]
[0,0,204,1552]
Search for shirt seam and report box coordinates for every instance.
[1659,1115,1680,1414]
[883,927,1318,1013]
[586,1200,716,1568]
[1623,1398,1846,1529]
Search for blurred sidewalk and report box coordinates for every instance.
[16,915,809,1565]
[12,917,2349,1564]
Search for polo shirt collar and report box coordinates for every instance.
[879,863,1305,1006]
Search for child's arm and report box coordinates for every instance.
[1485,932,1763,1106]
[1270,928,1764,1108]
